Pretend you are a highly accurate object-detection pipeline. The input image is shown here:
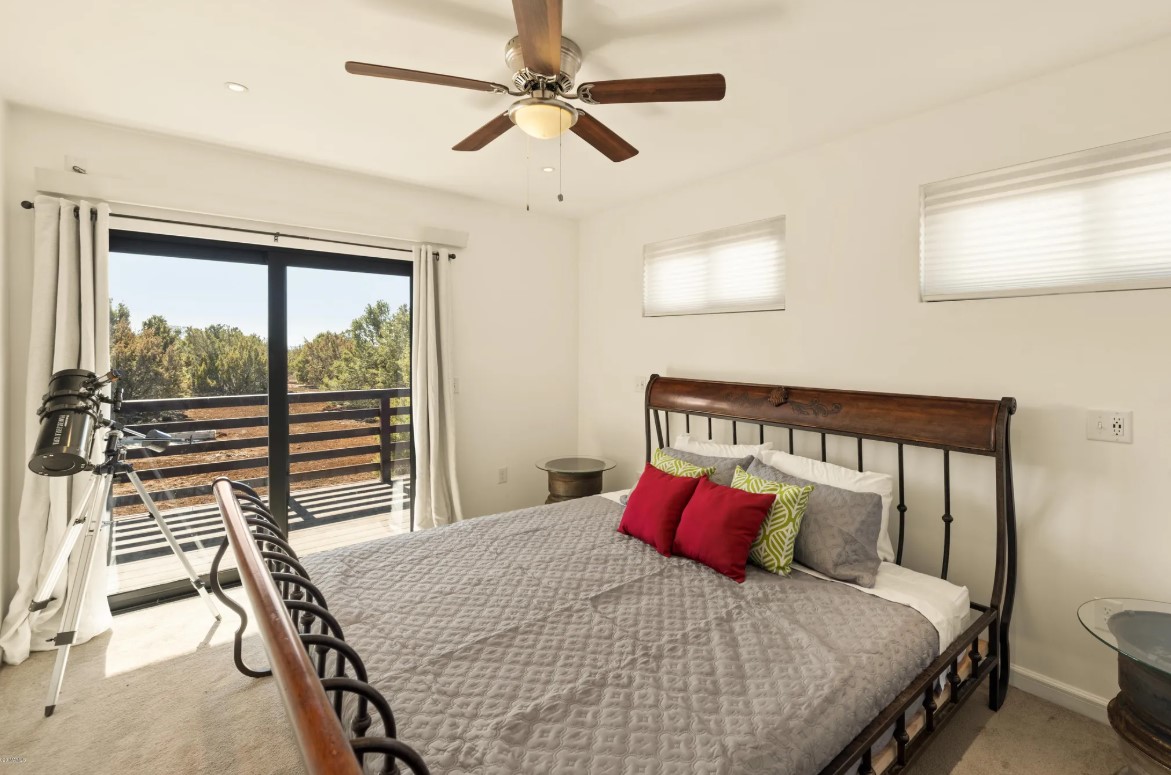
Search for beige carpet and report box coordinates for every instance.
[0,591,1124,775]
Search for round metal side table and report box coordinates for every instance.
[1079,598,1171,774]
[536,456,615,504]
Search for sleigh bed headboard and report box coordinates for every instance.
[643,374,1018,705]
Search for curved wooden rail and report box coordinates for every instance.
[212,478,362,775]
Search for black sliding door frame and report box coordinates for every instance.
[107,231,413,612]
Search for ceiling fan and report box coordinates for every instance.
[345,0,726,162]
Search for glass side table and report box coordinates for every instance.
[536,456,615,504]
[1078,598,1171,774]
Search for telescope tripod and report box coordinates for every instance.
[29,424,220,717]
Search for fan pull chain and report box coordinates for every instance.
[557,128,564,203]
[525,134,531,212]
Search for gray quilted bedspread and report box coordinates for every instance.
[301,496,938,775]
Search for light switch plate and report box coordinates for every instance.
[1085,410,1133,443]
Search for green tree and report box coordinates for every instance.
[183,324,268,396]
[324,302,410,390]
[109,303,186,399]
[290,331,353,388]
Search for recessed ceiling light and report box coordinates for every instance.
[225,82,249,93]
[541,166,556,173]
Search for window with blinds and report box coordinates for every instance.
[921,132,1171,301]
[643,217,786,317]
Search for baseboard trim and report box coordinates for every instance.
[1010,665,1110,724]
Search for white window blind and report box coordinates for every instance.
[643,217,785,316]
[921,131,1171,301]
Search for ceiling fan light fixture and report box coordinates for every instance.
[508,98,578,140]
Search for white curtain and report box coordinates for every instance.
[411,245,463,529]
[0,197,112,665]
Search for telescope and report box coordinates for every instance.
[22,368,219,717]
[28,369,121,476]
[29,370,188,478]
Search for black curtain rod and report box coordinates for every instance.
[20,199,414,255]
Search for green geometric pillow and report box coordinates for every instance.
[731,466,815,575]
[651,448,716,479]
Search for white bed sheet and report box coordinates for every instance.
[597,489,970,652]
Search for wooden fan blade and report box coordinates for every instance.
[345,61,507,93]
[571,112,638,162]
[578,74,726,104]
[512,0,562,76]
[453,113,514,151]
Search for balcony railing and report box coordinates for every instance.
[113,388,410,510]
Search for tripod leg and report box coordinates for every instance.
[29,476,101,613]
[44,474,114,717]
[124,470,220,621]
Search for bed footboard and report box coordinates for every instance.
[209,477,430,775]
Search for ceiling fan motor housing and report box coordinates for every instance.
[505,36,582,94]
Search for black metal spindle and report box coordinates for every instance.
[896,444,907,565]
[969,637,983,677]
[948,657,962,702]
[857,751,875,775]
[788,428,794,452]
[895,716,909,765]
[759,424,765,444]
[685,413,690,434]
[299,633,370,726]
[732,421,738,444]
[941,450,953,580]
[665,413,671,445]
[857,438,864,472]
[820,433,827,462]
[707,417,713,440]
[923,684,937,733]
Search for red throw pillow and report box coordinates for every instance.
[673,477,775,582]
[618,463,703,556]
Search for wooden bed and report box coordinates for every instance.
[209,374,1017,775]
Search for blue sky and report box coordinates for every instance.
[109,252,410,345]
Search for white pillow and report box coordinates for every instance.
[759,448,896,562]
[673,434,773,459]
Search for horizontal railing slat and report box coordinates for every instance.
[126,415,269,433]
[123,405,409,434]
[123,425,397,460]
[120,387,409,413]
[124,434,269,459]
[289,408,378,424]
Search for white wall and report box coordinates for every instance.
[577,36,1171,710]
[1,107,579,605]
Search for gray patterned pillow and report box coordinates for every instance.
[746,459,882,587]
[662,448,755,487]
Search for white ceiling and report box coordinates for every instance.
[3,0,1171,217]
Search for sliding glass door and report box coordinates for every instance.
[106,233,412,610]
[283,263,413,559]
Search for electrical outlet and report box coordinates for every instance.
[497,467,508,485]
[1085,410,1133,443]
[1097,598,1122,630]
[452,377,460,395]
[635,377,647,392]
